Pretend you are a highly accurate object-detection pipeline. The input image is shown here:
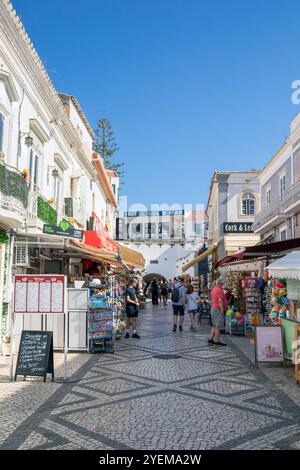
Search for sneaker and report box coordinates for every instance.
[179,326,183,332]
[213,341,227,346]
[125,332,130,339]
[173,325,177,333]
[207,339,214,345]
[132,332,140,339]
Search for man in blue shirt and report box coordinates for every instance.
[171,277,187,333]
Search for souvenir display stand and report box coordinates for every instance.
[242,277,261,328]
[225,309,247,336]
[108,275,127,340]
[269,279,288,326]
[88,279,114,353]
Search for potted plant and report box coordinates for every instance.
[0,151,5,160]
[22,168,30,183]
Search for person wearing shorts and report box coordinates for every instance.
[172,277,187,332]
[209,278,227,346]
[186,283,200,331]
[125,278,140,339]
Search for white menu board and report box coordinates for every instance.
[39,282,51,312]
[51,282,64,312]
[14,281,27,312]
[14,275,65,314]
[27,282,39,312]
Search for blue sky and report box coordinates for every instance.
[12,0,300,208]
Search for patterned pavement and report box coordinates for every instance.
[1,302,300,450]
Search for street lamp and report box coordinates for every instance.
[24,134,33,148]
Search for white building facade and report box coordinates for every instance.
[253,112,300,242]
[0,1,118,342]
[116,209,207,280]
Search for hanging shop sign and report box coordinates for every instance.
[223,222,253,233]
[255,326,284,364]
[43,219,83,240]
[14,275,65,314]
[14,330,54,382]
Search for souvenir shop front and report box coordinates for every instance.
[267,251,300,365]
[12,237,145,353]
[216,241,300,379]
[217,258,270,337]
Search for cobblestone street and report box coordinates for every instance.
[1,303,300,450]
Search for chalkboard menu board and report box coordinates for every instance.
[15,331,54,382]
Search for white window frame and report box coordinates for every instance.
[53,169,63,215]
[28,148,41,192]
[0,112,5,152]
[241,192,255,216]
[279,173,286,201]
[265,184,271,206]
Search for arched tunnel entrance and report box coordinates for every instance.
[143,273,168,285]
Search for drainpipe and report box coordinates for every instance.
[6,228,15,341]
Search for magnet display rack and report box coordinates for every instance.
[88,280,114,353]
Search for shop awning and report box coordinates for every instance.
[70,240,120,266]
[266,251,300,280]
[215,237,300,269]
[182,244,217,273]
[116,243,145,269]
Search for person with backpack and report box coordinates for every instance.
[171,277,187,332]
[186,283,200,331]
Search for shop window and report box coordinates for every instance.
[241,192,255,215]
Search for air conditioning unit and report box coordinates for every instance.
[14,245,29,266]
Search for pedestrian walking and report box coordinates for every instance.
[160,280,169,307]
[151,278,159,305]
[125,278,140,339]
[168,279,173,297]
[171,276,187,332]
[208,278,227,346]
[186,284,200,331]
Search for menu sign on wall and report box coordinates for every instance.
[14,275,65,314]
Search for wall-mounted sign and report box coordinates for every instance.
[43,220,83,239]
[14,275,65,314]
[124,210,185,217]
[223,222,253,234]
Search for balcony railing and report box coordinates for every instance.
[0,162,29,217]
[253,178,300,231]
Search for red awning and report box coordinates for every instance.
[84,229,117,253]
[215,252,244,268]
